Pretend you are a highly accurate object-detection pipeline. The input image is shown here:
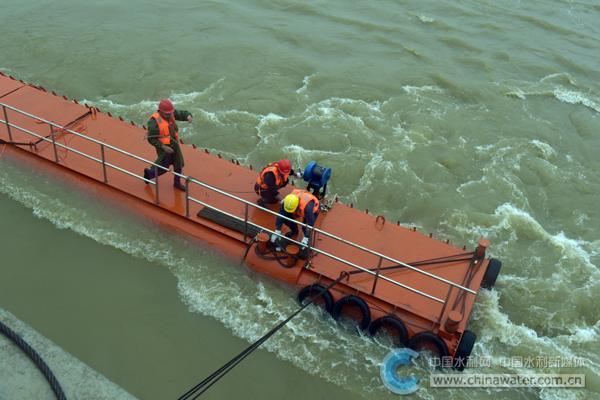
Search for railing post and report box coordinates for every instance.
[371,256,384,295]
[49,125,59,163]
[2,105,13,142]
[100,144,108,183]
[154,170,160,205]
[304,225,314,267]
[243,203,249,242]
[185,176,190,218]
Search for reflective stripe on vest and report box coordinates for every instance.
[292,189,319,219]
[151,112,179,145]
[256,164,289,189]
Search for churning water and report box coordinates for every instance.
[1,1,599,399]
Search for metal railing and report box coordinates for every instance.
[0,102,478,322]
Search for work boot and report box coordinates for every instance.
[173,176,186,191]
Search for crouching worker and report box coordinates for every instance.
[271,189,319,250]
[254,159,298,207]
[143,99,193,191]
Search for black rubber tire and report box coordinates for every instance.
[481,258,502,289]
[408,331,450,362]
[368,316,409,346]
[453,330,476,371]
[297,284,334,314]
[332,295,371,330]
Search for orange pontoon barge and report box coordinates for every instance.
[0,72,501,369]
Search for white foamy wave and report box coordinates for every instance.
[257,112,286,128]
[173,77,226,103]
[564,321,600,344]
[503,81,600,113]
[552,88,600,113]
[418,15,435,23]
[505,89,526,99]
[349,152,405,202]
[493,204,597,269]
[295,74,314,95]
[281,144,343,156]
[473,290,599,375]
[86,97,156,113]
[308,97,384,121]
[540,72,577,86]
[529,139,557,159]
[402,85,443,95]
[255,113,287,145]
[82,78,227,116]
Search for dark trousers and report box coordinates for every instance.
[145,153,183,185]
[278,212,319,237]
[254,183,279,204]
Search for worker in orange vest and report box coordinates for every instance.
[254,159,300,206]
[143,99,193,191]
[271,189,320,248]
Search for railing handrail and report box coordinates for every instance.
[0,101,478,306]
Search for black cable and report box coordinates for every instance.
[0,320,67,400]
[452,254,481,313]
[254,238,299,268]
[240,237,257,264]
[0,138,33,146]
[177,273,347,400]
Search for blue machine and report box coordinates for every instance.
[302,161,332,198]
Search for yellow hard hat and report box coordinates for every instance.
[283,194,299,213]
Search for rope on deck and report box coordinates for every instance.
[0,319,67,400]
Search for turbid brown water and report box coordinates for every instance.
[1,0,599,399]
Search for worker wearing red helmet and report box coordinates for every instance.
[143,99,193,191]
[254,159,299,206]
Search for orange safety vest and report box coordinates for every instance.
[151,112,179,145]
[292,189,319,219]
[256,163,289,189]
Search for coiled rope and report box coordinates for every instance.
[0,319,67,400]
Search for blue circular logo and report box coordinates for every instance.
[380,348,420,395]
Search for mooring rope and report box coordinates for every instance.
[177,272,348,400]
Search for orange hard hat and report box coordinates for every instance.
[158,99,175,114]
[277,159,291,174]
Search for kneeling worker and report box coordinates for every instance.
[254,159,298,206]
[271,189,319,248]
[143,99,193,191]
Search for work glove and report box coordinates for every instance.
[300,237,309,248]
[271,230,281,243]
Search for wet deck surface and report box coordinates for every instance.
[0,73,486,330]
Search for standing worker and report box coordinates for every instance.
[254,159,299,206]
[143,99,193,191]
[271,189,319,248]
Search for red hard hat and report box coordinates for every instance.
[158,99,175,114]
[277,159,291,174]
